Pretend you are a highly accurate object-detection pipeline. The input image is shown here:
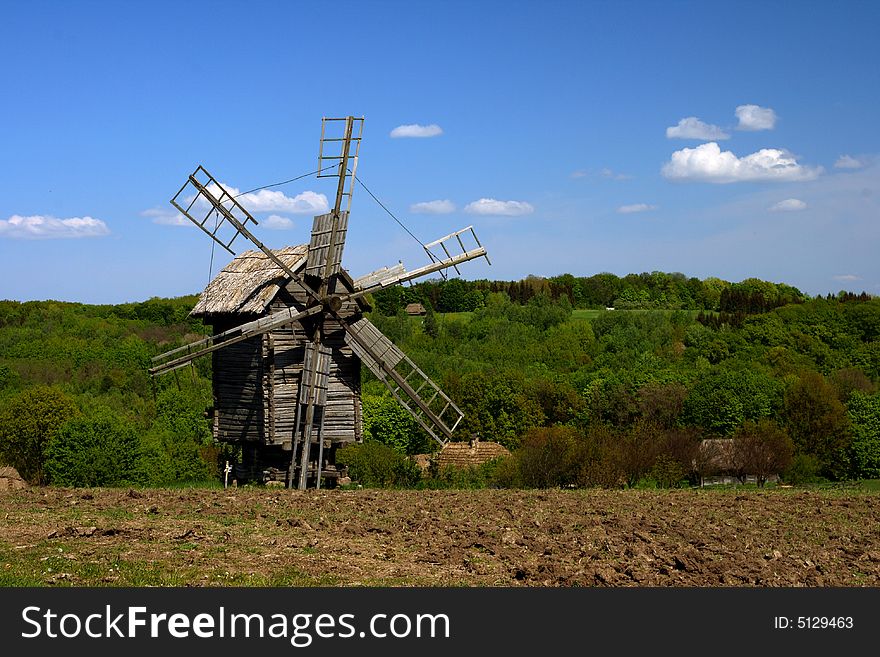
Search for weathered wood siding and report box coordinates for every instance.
[267,278,362,449]
[207,272,363,482]
[210,316,264,443]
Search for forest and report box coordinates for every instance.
[1,270,878,490]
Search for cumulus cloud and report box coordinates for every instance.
[833,274,862,282]
[0,214,110,239]
[263,215,294,230]
[204,184,329,214]
[617,203,657,214]
[390,123,443,138]
[661,142,821,183]
[410,199,455,214]
[835,155,866,169]
[463,198,534,216]
[666,117,730,140]
[735,104,777,131]
[769,198,807,212]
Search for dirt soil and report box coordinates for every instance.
[1,487,879,586]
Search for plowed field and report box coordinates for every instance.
[2,487,879,586]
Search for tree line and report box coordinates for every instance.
[372,271,823,314]
[0,276,878,489]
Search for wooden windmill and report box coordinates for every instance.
[149,116,489,489]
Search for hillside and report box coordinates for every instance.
[1,273,879,489]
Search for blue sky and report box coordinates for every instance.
[1,0,878,303]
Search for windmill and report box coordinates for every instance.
[149,116,489,489]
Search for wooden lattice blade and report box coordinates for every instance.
[305,212,348,279]
[343,317,463,446]
[149,305,322,377]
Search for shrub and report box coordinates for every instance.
[336,441,422,488]
[782,453,824,485]
[0,386,78,484]
[45,408,140,487]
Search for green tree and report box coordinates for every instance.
[362,394,431,454]
[847,392,880,479]
[682,370,783,436]
[45,407,140,486]
[0,386,77,484]
[784,371,852,479]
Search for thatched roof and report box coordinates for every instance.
[405,303,427,315]
[0,466,27,490]
[191,245,309,316]
[438,438,510,469]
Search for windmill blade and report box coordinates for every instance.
[171,165,322,305]
[347,225,489,301]
[290,342,332,489]
[311,116,362,293]
[149,304,323,377]
[353,262,406,290]
[304,211,348,278]
[343,317,463,446]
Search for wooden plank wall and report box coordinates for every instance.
[210,274,364,482]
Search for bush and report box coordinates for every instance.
[45,408,140,487]
[782,453,824,485]
[0,386,78,484]
[134,388,216,485]
[336,441,422,488]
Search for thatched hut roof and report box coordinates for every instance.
[405,303,427,316]
[0,466,27,490]
[191,245,309,316]
[438,438,510,469]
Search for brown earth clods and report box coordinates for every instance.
[1,486,879,586]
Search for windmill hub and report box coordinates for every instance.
[323,295,343,313]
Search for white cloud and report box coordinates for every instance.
[570,169,588,179]
[204,184,329,214]
[735,104,777,131]
[617,203,657,214]
[662,142,822,183]
[0,214,110,239]
[390,123,443,138]
[410,199,456,214]
[142,207,189,226]
[835,155,866,169]
[262,215,294,230]
[463,198,534,216]
[666,117,730,140]
[769,198,807,212]
[833,274,862,282]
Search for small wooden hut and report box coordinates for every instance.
[191,246,368,484]
[437,436,510,470]
[405,302,427,316]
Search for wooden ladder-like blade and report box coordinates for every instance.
[149,305,322,377]
[343,317,463,446]
[305,212,348,278]
[291,342,332,489]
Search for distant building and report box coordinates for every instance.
[437,436,510,469]
[405,302,427,316]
